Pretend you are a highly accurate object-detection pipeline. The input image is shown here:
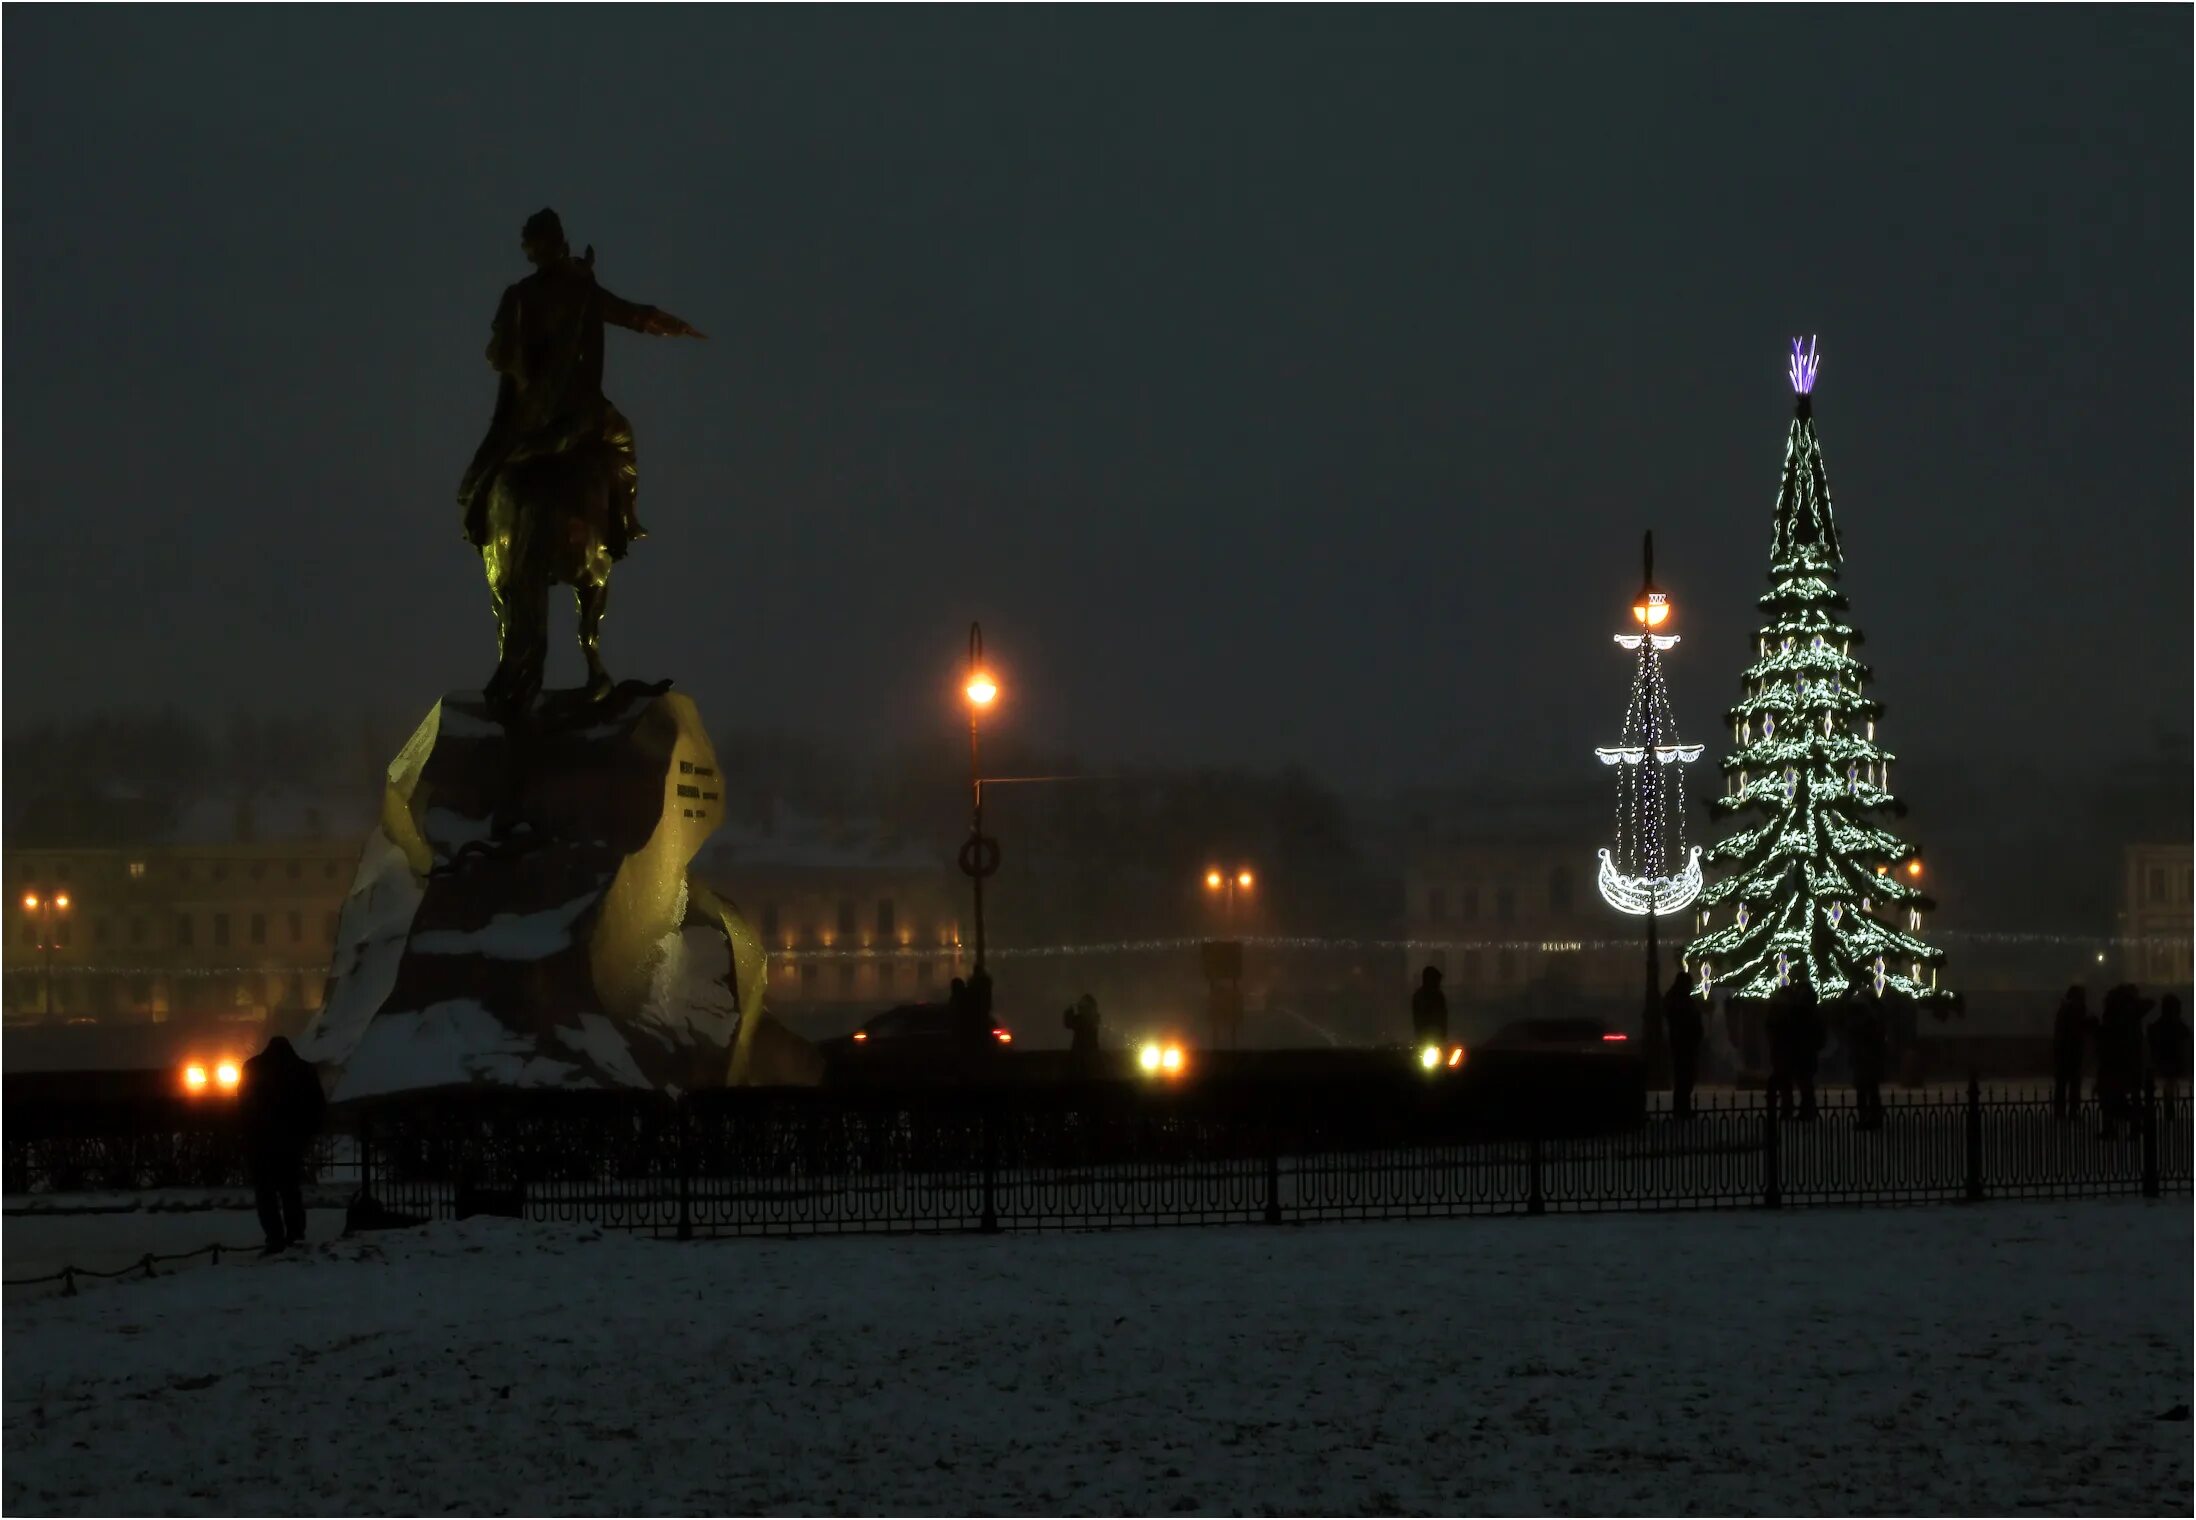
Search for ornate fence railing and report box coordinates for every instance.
[8,1081,2187,1239]
[344,1081,2187,1236]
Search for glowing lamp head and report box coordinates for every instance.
[1632,592,1671,629]
[215,1060,240,1091]
[1906,860,1923,880]
[1419,1044,1441,1071]
[53,893,69,912]
[1139,1042,1162,1073]
[964,671,998,710]
[1236,870,1254,890]
[183,1063,208,1092]
[1160,1044,1184,1073]
[1205,869,1224,891]
[20,893,36,912]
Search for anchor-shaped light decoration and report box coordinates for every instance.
[1595,530,1704,918]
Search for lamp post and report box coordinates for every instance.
[959,623,1001,975]
[1202,866,1256,927]
[20,889,71,1020]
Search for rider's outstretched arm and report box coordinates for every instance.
[602,288,706,340]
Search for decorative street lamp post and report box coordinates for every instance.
[1594,532,1704,1073]
[20,889,72,1020]
[958,623,1002,975]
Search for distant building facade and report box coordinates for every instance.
[2123,842,2193,988]
[695,807,964,1026]
[1402,837,1643,1033]
[2,796,368,1028]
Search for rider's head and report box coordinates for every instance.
[521,208,569,266]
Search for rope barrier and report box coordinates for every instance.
[3,1239,265,1292]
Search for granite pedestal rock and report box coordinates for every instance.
[299,682,818,1099]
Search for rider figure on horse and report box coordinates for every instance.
[460,208,703,713]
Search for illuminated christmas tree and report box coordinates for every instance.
[1685,339,1950,1004]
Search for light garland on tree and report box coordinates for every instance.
[1684,338,1953,1004]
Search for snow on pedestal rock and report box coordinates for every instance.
[298,683,808,1098]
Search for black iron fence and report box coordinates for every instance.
[7,1081,2188,1239]
[345,1080,2189,1236]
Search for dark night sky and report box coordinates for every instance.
[5,9,2188,792]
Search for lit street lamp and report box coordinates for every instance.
[959,622,1002,976]
[20,889,72,1020]
[1202,865,1256,926]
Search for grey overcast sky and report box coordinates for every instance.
[4,8,2188,789]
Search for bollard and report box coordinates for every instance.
[1263,1126,1283,1226]
[676,1098,694,1242]
[979,1106,999,1235]
[2142,1077,2160,1199]
[1964,1073,1984,1203]
[1761,1102,1781,1209]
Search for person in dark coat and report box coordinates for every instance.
[2051,985,2091,1121]
[1764,991,1797,1121]
[1663,971,1703,1120]
[1410,966,1448,1049]
[1789,983,1825,1120]
[1848,987,1889,1130]
[2096,984,2152,1138]
[239,1036,327,1253]
[1063,993,1102,1059]
[2148,994,2189,1103]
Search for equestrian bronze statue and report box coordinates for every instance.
[459,208,703,715]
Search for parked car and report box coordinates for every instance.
[817,1001,1014,1074]
[1480,1017,1632,1055]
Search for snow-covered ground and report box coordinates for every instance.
[4,1201,2189,1515]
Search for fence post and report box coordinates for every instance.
[1263,1123,1283,1225]
[676,1095,694,1242]
[1964,1073,1984,1203]
[1526,1134,1545,1216]
[1761,1100,1781,1209]
[349,1109,375,1236]
[2142,1076,2160,1200]
[979,1104,999,1234]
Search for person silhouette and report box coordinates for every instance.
[1411,966,1448,1048]
[239,1037,327,1254]
[1663,970,1702,1119]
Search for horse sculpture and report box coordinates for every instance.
[460,208,702,720]
[479,442,622,715]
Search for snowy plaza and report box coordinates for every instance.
[5,1200,2189,1515]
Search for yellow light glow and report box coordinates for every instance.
[1161,1045,1184,1073]
[20,893,36,912]
[1906,860,1923,879]
[1236,870,1254,890]
[1420,1044,1441,1070]
[1205,869,1224,891]
[965,672,998,709]
[183,1063,208,1092]
[215,1061,240,1090]
[53,893,69,911]
[1632,594,1671,628]
[1139,1043,1162,1072]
